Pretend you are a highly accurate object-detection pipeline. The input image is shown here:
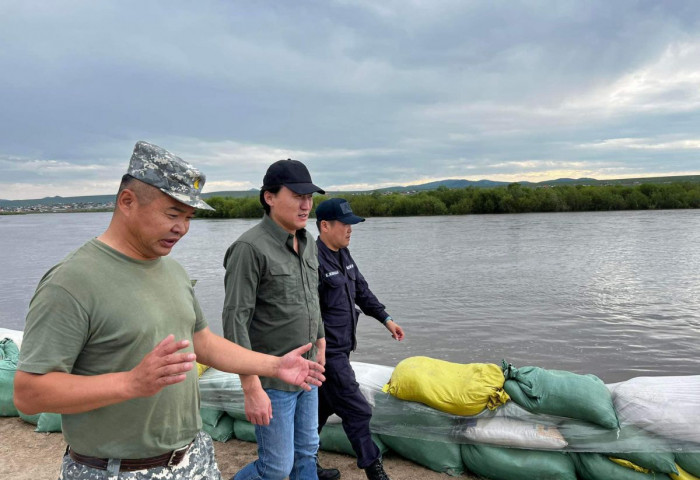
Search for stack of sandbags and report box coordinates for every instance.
[1,332,64,432]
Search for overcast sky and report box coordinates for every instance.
[1,1,699,200]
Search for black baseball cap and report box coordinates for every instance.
[315,198,365,225]
[262,159,325,195]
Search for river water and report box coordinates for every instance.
[1,210,698,383]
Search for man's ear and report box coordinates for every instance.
[263,190,276,209]
[116,189,137,216]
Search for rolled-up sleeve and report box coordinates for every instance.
[222,242,261,350]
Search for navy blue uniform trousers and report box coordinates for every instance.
[318,353,380,469]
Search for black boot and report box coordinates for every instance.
[316,456,341,480]
[364,458,390,480]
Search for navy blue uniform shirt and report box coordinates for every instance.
[316,238,389,354]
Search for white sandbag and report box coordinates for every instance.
[454,416,568,450]
[0,328,23,349]
[611,375,700,446]
[350,361,394,406]
[198,368,245,415]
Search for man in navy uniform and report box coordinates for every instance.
[314,198,405,480]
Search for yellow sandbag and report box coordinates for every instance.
[672,464,700,480]
[197,362,210,377]
[609,457,651,473]
[382,356,509,416]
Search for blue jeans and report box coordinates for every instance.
[234,386,319,480]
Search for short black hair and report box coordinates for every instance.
[116,174,158,205]
[259,186,282,215]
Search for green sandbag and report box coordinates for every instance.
[319,423,387,457]
[201,408,235,442]
[676,453,700,478]
[461,444,577,480]
[233,420,258,443]
[562,422,677,474]
[503,361,618,429]
[200,407,224,426]
[226,409,248,421]
[20,410,62,432]
[0,339,20,416]
[36,412,62,432]
[379,434,463,476]
[570,452,666,480]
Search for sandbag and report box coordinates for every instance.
[19,410,62,432]
[609,458,652,473]
[233,420,257,443]
[562,422,676,470]
[672,464,700,480]
[36,412,62,432]
[0,338,20,416]
[351,361,394,407]
[382,357,509,416]
[570,452,666,480]
[676,454,700,478]
[454,416,567,450]
[503,361,618,429]
[379,434,463,476]
[0,328,23,349]
[319,423,387,457]
[610,452,678,475]
[201,408,235,442]
[612,376,700,445]
[461,444,576,480]
[197,362,210,377]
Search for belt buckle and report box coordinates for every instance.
[167,444,190,468]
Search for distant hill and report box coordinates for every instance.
[2,175,698,209]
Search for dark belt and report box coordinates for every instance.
[67,442,192,472]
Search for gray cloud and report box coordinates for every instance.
[1,0,699,199]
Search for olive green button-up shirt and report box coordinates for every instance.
[222,214,324,391]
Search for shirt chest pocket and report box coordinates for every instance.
[304,257,320,302]
[267,262,300,304]
[321,272,347,308]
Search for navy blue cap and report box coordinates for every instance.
[315,198,365,224]
[263,159,325,195]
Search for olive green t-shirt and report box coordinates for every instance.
[18,239,207,458]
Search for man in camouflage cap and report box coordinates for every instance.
[14,141,325,480]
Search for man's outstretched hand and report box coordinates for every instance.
[277,343,326,391]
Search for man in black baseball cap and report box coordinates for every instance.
[314,198,405,480]
[223,158,327,480]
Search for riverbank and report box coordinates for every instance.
[0,416,477,479]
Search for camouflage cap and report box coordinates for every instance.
[127,141,214,211]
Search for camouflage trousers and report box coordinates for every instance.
[58,431,222,480]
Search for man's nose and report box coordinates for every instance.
[172,219,188,235]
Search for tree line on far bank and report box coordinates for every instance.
[196,182,700,219]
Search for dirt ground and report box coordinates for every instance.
[0,416,479,479]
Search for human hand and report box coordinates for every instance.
[315,338,326,367]
[244,387,272,425]
[126,334,195,398]
[386,321,405,341]
[277,343,326,391]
